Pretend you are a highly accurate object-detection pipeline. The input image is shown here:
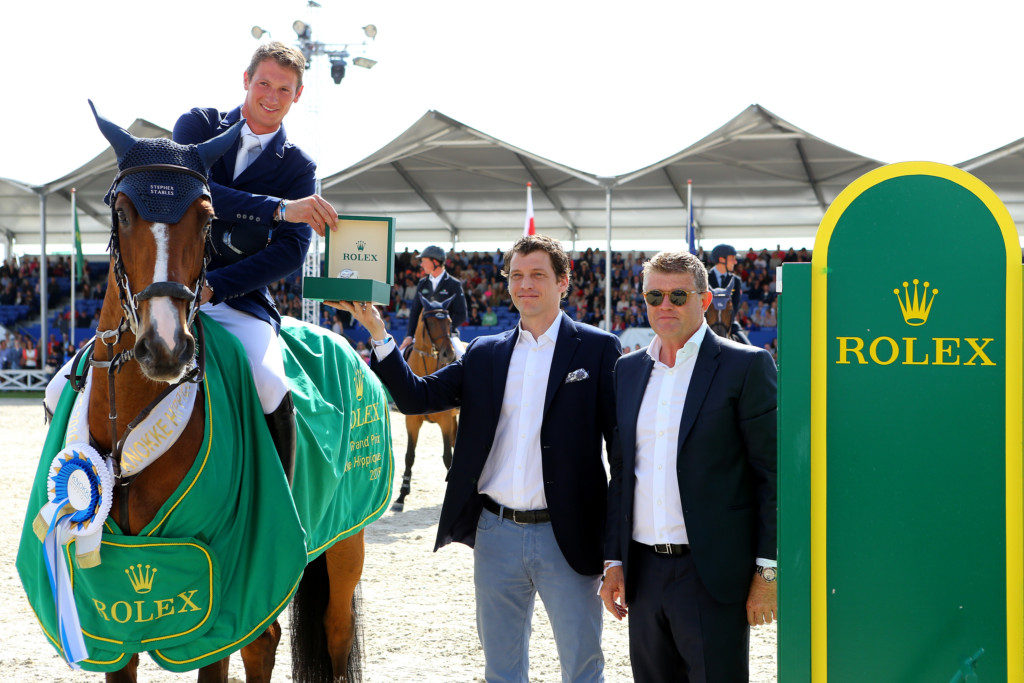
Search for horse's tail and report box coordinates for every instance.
[290,553,364,683]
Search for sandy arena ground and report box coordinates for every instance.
[1,398,776,681]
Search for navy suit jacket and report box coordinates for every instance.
[605,331,777,604]
[371,312,621,576]
[172,106,314,331]
[406,271,468,338]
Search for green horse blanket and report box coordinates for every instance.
[17,314,393,672]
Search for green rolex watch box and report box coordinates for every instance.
[302,215,395,305]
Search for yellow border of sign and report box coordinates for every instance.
[810,161,1023,682]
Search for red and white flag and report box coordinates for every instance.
[523,182,536,236]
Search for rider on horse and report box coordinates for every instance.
[708,243,750,343]
[401,245,468,359]
[170,41,340,482]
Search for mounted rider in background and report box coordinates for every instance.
[401,245,468,359]
[707,243,752,345]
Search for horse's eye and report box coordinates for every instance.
[116,209,129,225]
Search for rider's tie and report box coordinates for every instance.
[233,133,262,180]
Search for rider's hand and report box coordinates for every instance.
[399,336,413,351]
[284,195,338,236]
[327,301,388,341]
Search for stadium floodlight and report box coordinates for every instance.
[251,26,269,40]
[293,20,311,39]
[362,24,378,39]
[353,57,377,69]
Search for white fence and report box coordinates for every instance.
[0,370,52,391]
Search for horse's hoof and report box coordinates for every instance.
[391,502,405,512]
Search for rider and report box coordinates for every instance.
[707,243,749,342]
[400,245,467,358]
[171,41,340,483]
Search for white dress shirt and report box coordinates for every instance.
[428,270,445,292]
[604,321,774,571]
[232,122,278,179]
[632,323,707,545]
[477,316,560,510]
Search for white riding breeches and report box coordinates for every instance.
[200,303,288,414]
[44,305,288,417]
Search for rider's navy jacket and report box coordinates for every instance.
[172,106,314,332]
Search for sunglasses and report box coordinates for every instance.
[642,289,705,306]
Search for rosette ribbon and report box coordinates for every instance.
[34,444,114,668]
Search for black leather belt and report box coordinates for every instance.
[646,543,690,556]
[481,495,551,524]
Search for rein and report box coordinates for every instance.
[71,161,213,533]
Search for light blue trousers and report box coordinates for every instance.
[473,508,604,683]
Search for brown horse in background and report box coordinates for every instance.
[391,296,462,512]
[705,279,752,345]
[76,107,364,682]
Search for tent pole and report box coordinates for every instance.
[39,192,48,368]
[605,186,612,332]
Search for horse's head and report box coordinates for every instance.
[91,102,242,382]
[417,294,456,365]
[705,280,735,338]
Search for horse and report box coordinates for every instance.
[705,280,752,345]
[18,105,381,682]
[391,295,463,512]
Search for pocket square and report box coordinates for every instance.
[564,368,589,384]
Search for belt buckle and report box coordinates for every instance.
[511,509,527,524]
[653,543,670,555]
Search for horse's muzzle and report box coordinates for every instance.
[134,329,195,382]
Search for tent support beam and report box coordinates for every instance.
[605,186,612,332]
[794,140,827,212]
[56,188,107,227]
[514,153,579,242]
[662,168,702,237]
[391,160,458,244]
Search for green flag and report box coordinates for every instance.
[72,189,84,280]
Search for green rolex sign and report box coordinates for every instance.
[778,162,1023,681]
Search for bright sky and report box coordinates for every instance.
[8,0,1024,192]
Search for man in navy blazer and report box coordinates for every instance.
[172,41,339,480]
[337,234,620,682]
[600,250,777,682]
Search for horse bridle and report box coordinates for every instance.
[414,311,453,362]
[68,161,212,532]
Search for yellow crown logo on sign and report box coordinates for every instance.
[125,563,157,594]
[354,368,364,402]
[893,279,938,326]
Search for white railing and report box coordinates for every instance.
[0,369,52,391]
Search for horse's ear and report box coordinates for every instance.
[418,294,430,309]
[440,294,456,309]
[89,99,137,161]
[196,119,245,170]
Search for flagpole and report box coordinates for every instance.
[687,179,695,255]
[70,188,76,355]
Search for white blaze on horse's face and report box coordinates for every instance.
[148,223,181,353]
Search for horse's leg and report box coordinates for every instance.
[323,530,366,682]
[440,411,457,470]
[196,656,230,682]
[105,654,140,683]
[238,620,282,683]
[392,416,423,512]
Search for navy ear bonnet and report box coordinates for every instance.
[89,100,243,224]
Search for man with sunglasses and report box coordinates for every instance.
[600,250,777,682]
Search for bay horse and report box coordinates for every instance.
[30,106,366,681]
[391,296,462,512]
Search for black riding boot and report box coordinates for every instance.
[265,392,297,485]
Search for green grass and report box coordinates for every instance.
[0,391,45,399]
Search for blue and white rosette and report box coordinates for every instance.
[33,444,114,668]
